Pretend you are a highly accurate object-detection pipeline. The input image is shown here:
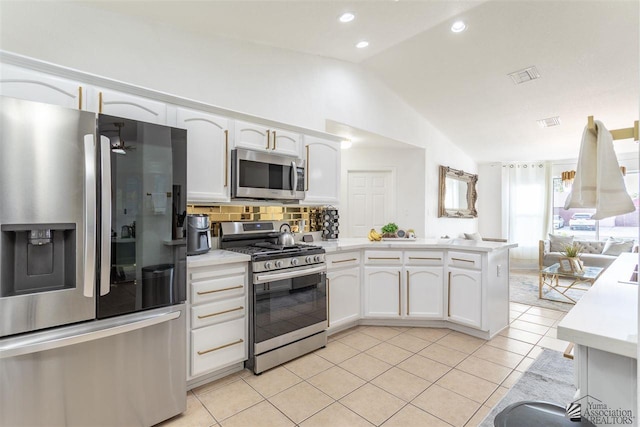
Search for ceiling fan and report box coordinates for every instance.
[105,122,135,155]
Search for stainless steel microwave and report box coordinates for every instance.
[231,148,305,201]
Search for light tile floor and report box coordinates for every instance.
[158,302,571,427]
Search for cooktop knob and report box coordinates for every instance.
[305,256,313,263]
[275,260,284,268]
[291,258,299,266]
[314,255,322,263]
[264,261,273,270]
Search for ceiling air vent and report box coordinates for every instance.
[508,66,541,84]
[537,116,561,128]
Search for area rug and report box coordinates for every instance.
[479,349,576,427]
[510,270,587,312]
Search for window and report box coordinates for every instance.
[552,172,639,241]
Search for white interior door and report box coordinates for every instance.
[347,170,395,238]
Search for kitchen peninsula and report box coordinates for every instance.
[557,253,638,426]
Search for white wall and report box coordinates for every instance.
[478,163,504,239]
[0,1,478,237]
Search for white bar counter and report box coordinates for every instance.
[557,252,638,359]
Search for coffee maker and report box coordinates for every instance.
[186,214,211,256]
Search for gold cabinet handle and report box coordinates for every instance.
[305,145,310,191]
[409,257,442,261]
[447,271,452,317]
[197,306,243,320]
[327,277,331,327]
[452,257,475,264]
[333,258,357,264]
[197,285,243,295]
[224,129,229,187]
[78,86,83,110]
[266,130,271,150]
[406,270,410,315]
[368,257,401,260]
[272,130,277,150]
[197,339,244,356]
[563,342,575,360]
[98,91,103,113]
[398,271,401,316]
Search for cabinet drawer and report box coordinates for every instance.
[191,275,245,304]
[191,296,246,329]
[189,265,246,282]
[191,317,246,377]
[327,252,361,269]
[364,251,403,265]
[404,251,444,266]
[448,251,482,270]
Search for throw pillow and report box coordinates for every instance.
[602,238,634,256]
[464,232,483,241]
[549,234,574,252]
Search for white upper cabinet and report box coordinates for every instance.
[303,136,340,205]
[176,107,230,203]
[90,87,167,124]
[0,64,85,109]
[234,120,301,157]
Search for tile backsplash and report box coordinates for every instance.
[187,205,325,236]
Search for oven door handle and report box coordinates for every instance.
[254,265,326,284]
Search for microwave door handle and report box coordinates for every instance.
[99,136,112,296]
[291,160,297,195]
[83,134,96,297]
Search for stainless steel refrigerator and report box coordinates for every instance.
[0,96,187,426]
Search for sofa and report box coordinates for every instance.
[539,235,637,270]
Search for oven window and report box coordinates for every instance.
[239,160,293,191]
[254,272,326,344]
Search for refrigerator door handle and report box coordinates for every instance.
[0,310,181,359]
[99,136,112,296]
[83,134,97,297]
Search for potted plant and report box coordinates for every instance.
[381,222,399,238]
[560,242,584,272]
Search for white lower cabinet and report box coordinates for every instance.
[187,262,248,380]
[364,267,402,318]
[327,267,360,330]
[405,266,443,318]
[446,266,482,328]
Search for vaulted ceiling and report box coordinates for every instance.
[84,1,639,162]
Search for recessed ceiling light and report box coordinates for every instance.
[451,21,467,33]
[356,41,369,49]
[341,140,353,149]
[537,116,561,128]
[339,12,355,23]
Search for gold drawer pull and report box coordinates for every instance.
[368,257,401,260]
[333,258,358,264]
[451,257,475,264]
[409,257,442,261]
[197,306,244,320]
[197,339,244,356]
[563,342,575,360]
[197,285,243,295]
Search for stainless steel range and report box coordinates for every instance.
[220,221,327,374]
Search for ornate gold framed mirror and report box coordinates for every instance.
[438,165,478,218]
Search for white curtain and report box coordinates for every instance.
[502,162,551,267]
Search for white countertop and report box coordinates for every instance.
[186,249,251,268]
[314,237,517,253]
[557,252,638,359]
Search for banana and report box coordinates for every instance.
[368,228,382,241]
